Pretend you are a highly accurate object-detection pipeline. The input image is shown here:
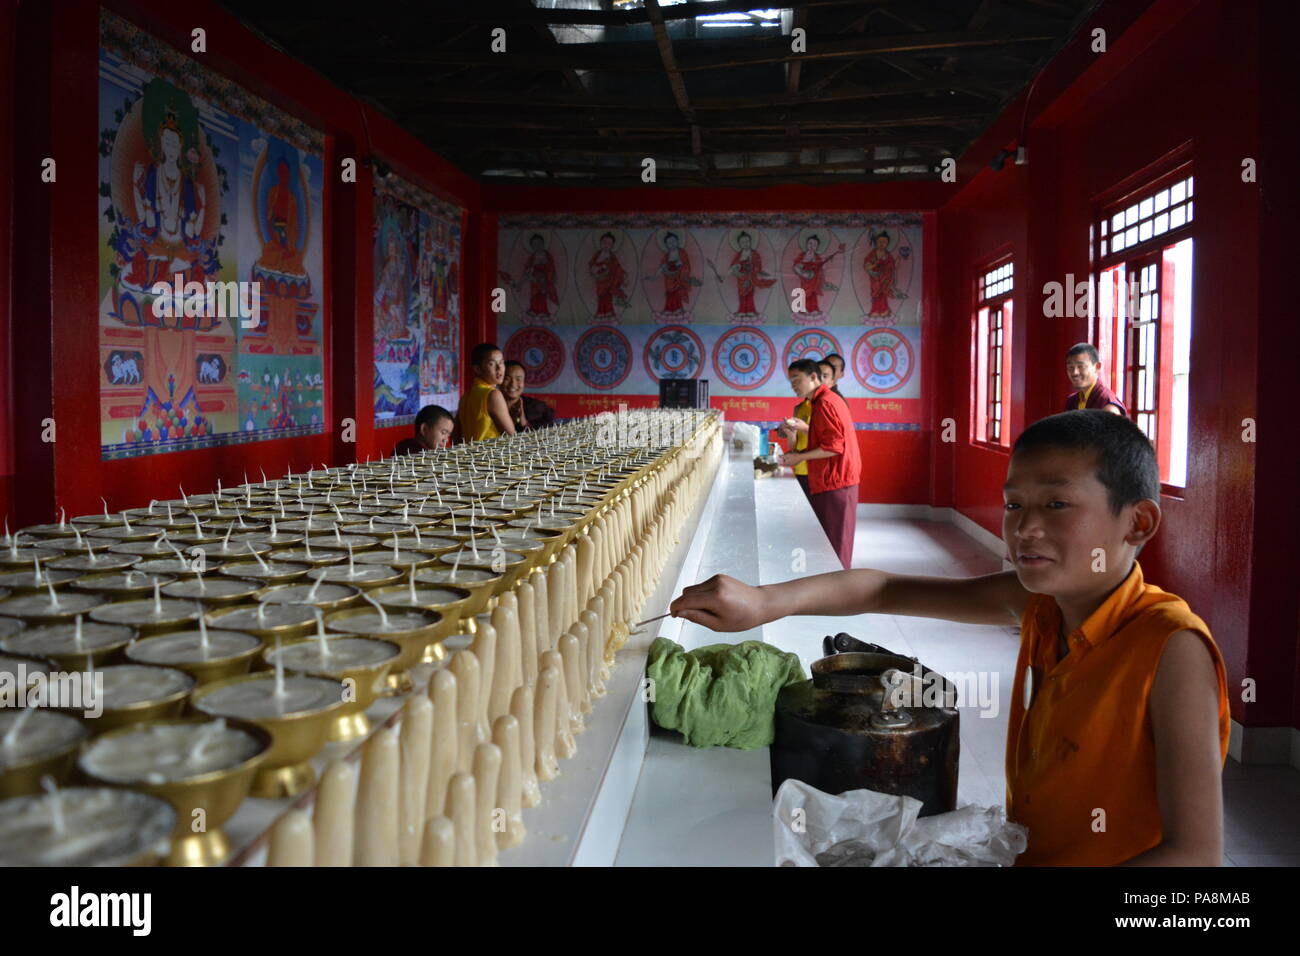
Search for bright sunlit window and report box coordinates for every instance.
[974,260,1014,448]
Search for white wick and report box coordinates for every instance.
[45,576,61,609]
[362,592,390,629]
[307,573,323,601]
[152,581,162,615]
[195,569,206,594]
[451,550,461,582]
[313,607,330,658]
[273,639,286,702]
[101,497,109,520]
[257,601,268,623]
[408,563,418,601]
[246,542,269,572]
[2,707,34,751]
[223,526,233,550]
[73,614,83,648]
[198,605,210,657]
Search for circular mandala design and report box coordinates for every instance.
[503,326,565,387]
[574,325,633,390]
[782,328,843,370]
[852,327,915,394]
[713,326,777,391]
[644,325,705,380]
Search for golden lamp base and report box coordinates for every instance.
[165,827,233,867]
[249,760,317,799]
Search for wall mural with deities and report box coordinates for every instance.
[373,176,463,428]
[496,213,924,429]
[97,10,326,460]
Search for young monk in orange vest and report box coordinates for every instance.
[671,410,1230,866]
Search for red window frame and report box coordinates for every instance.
[972,259,1013,449]
[1091,155,1193,492]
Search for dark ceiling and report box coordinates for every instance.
[219,0,1100,188]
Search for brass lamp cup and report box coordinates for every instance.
[89,599,200,637]
[47,554,142,574]
[412,569,500,618]
[205,604,318,643]
[366,584,471,663]
[189,674,344,799]
[0,714,90,799]
[0,569,82,595]
[126,631,264,687]
[161,577,264,607]
[0,548,63,571]
[1,626,137,671]
[324,606,443,696]
[438,548,530,589]
[75,670,195,734]
[77,716,271,866]
[264,638,400,742]
[0,592,109,626]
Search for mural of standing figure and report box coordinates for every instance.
[708,231,776,318]
[588,232,629,320]
[863,230,905,318]
[644,232,694,315]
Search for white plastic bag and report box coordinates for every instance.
[773,778,1027,867]
[732,421,760,451]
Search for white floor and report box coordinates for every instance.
[614,494,1300,866]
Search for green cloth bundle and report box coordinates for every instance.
[646,636,806,750]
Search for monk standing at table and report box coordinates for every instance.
[458,342,517,442]
[1064,343,1126,415]
[780,359,861,569]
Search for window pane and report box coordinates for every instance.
[1125,205,1139,226]
[1139,220,1152,242]
[1186,176,1193,197]
[1139,197,1153,219]
[1154,212,1168,235]
[1170,205,1186,228]
[1171,181,1185,203]
[1112,212,1125,232]
[1125,227,1138,247]
[1154,189,1169,212]
[1186,200,1193,221]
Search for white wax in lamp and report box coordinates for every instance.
[333,606,435,635]
[195,673,343,720]
[0,786,176,866]
[90,593,197,627]
[80,719,262,784]
[94,665,193,710]
[162,575,258,602]
[258,582,358,606]
[0,709,87,767]
[268,637,397,674]
[212,604,317,633]
[307,564,398,585]
[2,618,133,659]
[128,626,259,666]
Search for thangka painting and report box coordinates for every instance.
[496,213,925,428]
[97,11,326,460]
[373,176,463,428]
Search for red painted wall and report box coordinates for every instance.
[7,0,480,527]
[937,0,1295,730]
[480,186,943,504]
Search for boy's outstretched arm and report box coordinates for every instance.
[1119,630,1225,866]
[669,568,1031,634]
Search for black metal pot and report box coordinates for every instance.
[770,634,960,817]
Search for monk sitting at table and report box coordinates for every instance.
[393,404,455,456]
[458,342,517,442]
[673,410,1230,867]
